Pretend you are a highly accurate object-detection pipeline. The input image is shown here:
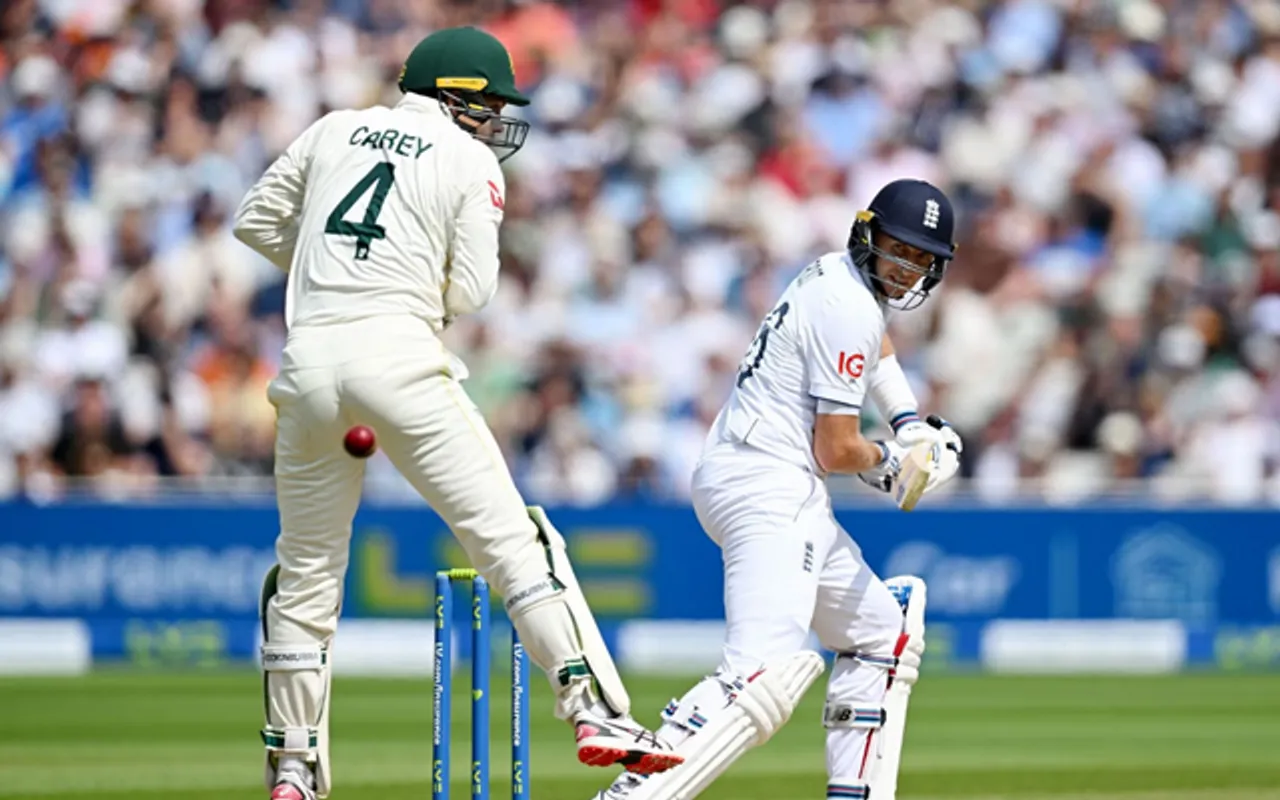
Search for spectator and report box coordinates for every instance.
[1,0,1277,506]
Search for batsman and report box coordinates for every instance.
[591,180,965,800]
[232,27,681,800]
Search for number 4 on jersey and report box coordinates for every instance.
[325,162,396,260]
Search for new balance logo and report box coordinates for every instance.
[923,199,940,229]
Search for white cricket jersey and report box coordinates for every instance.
[232,93,506,332]
[707,251,886,474]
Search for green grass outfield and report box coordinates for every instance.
[1,671,1278,799]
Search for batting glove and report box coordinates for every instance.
[896,414,963,455]
[895,415,962,493]
[857,439,909,494]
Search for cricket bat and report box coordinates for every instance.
[891,441,942,512]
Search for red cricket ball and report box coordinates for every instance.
[343,425,377,458]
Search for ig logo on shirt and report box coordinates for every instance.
[837,351,864,379]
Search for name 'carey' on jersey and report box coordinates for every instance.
[347,126,433,159]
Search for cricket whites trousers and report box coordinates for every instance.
[689,440,910,798]
[258,315,631,797]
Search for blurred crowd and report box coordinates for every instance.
[2,0,1280,505]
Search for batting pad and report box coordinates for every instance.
[620,650,826,800]
[867,576,927,800]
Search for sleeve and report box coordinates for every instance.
[869,353,921,432]
[802,293,883,413]
[443,150,504,316]
[232,115,328,271]
[816,398,862,416]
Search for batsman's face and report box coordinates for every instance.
[872,231,932,299]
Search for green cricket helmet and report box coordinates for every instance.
[398,26,531,162]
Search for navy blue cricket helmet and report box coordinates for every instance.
[847,179,957,310]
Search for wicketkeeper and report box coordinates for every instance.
[233,26,681,800]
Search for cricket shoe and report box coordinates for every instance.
[269,770,317,800]
[591,771,650,798]
[574,712,683,774]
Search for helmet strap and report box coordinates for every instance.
[435,89,494,130]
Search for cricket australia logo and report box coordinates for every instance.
[923,199,940,229]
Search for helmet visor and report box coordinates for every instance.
[439,90,530,162]
[867,237,948,311]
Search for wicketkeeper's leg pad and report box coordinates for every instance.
[260,565,334,798]
[501,506,631,720]
[607,650,826,800]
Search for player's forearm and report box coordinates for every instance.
[869,351,920,434]
[444,221,500,315]
[442,265,498,315]
[232,210,298,271]
[233,134,312,272]
[814,434,887,475]
[233,176,303,271]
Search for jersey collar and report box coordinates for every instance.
[842,249,890,311]
[842,250,872,292]
[395,92,452,121]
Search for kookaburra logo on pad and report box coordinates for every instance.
[923,199,940,229]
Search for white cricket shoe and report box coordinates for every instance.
[574,712,683,774]
[591,771,650,798]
